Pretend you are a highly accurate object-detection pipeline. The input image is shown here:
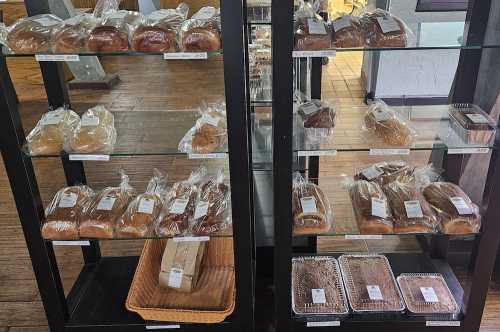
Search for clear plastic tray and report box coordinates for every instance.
[448,103,496,146]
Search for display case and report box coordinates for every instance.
[0,0,254,331]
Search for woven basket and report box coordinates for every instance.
[126,238,235,323]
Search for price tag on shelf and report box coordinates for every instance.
[292,50,337,58]
[371,198,388,218]
[58,192,78,208]
[426,321,460,327]
[188,153,226,159]
[35,54,80,62]
[297,150,337,157]
[163,52,208,60]
[369,149,410,156]
[300,197,318,214]
[345,235,383,240]
[307,321,340,327]
[52,241,91,246]
[167,268,183,288]
[69,154,110,161]
[404,200,424,219]
[138,197,155,214]
[449,197,472,215]
[420,287,439,303]
[448,148,489,154]
[367,285,383,300]
[173,236,210,243]
[146,325,180,330]
[311,289,326,304]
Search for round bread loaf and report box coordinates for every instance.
[182,27,221,52]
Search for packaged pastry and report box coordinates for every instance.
[180,7,221,52]
[116,169,168,238]
[53,14,97,53]
[26,106,80,156]
[423,182,481,234]
[178,102,227,154]
[298,99,336,137]
[364,101,414,147]
[360,9,408,48]
[292,256,348,315]
[397,273,460,316]
[69,105,117,154]
[190,170,231,236]
[156,167,206,237]
[448,104,496,145]
[292,172,333,236]
[332,15,364,48]
[79,171,135,238]
[346,179,394,234]
[132,3,189,52]
[339,254,405,313]
[294,1,332,50]
[42,185,95,240]
[354,160,413,186]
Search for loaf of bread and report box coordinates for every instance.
[348,180,394,234]
[360,9,407,48]
[42,185,95,240]
[332,15,364,48]
[53,14,96,53]
[364,101,413,146]
[299,100,336,129]
[294,17,332,50]
[6,14,63,53]
[180,7,221,52]
[354,161,413,186]
[423,182,481,234]
[449,104,496,145]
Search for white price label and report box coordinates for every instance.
[96,196,116,211]
[449,197,472,215]
[426,321,460,327]
[164,52,208,60]
[204,115,220,127]
[465,113,489,124]
[307,19,327,35]
[146,325,181,330]
[69,154,110,161]
[300,101,320,115]
[333,16,352,32]
[373,109,393,122]
[420,287,439,303]
[361,166,383,180]
[33,17,60,27]
[188,153,226,159]
[173,236,210,242]
[369,149,410,156]
[371,198,388,218]
[307,321,340,327]
[81,114,100,126]
[404,200,424,218]
[41,112,64,125]
[52,240,90,246]
[448,148,489,154]
[58,192,78,208]
[345,234,383,240]
[300,197,318,214]
[297,150,337,157]
[194,201,210,220]
[367,285,383,300]
[35,54,80,62]
[292,50,337,58]
[376,17,401,34]
[311,289,326,304]
[138,197,155,214]
[168,268,183,288]
[170,198,189,214]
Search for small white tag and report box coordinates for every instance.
[81,114,100,127]
[41,112,64,125]
[404,200,424,218]
[297,150,337,157]
[58,192,78,208]
[188,153,226,159]
[426,321,460,327]
[69,154,110,161]
[311,289,327,304]
[194,201,210,219]
[361,166,383,180]
[333,16,352,32]
[448,148,489,154]
[307,19,327,35]
[449,197,472,215]
[36,54,80,62]
[372,109,393,122]
[345,234,383,240]
[164,52,208,60]
[173,236,210,242]
[146,325,181,330]
[293,50,337,58]
[369,149,410,155]
[204,115,220,127]
[371,198,388,218]
[52,240,90,246]
[465,113,489,124]
[168,268,183,288]
[300,102,320,115]
[138,197,155,214]
[300,197,318,214]
[376,16,401,34]
[33,17,60,27]
[170,198,189,214]
[367,285,383,300]
[307,321,340,327]
[420,287,439,303]
[96,196,116,211]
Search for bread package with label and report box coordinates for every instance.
[178,102,227,154]
[354,160,412,186]
[53,14,97,53]
[364,101,414,146]
[294,1,332,50]
[116,169,168,238]
[423,182,481,234]
[156,167,206,237]
[26,106,80,156]
[448,104,497,145]
[159,239,206,292]
[191,169,231,236]
[332,15,364,48]
[360,9,407,48]
[298,99,336,129]
[292,172,333,235]
[180,7,221,52]
[132,3,189,52]
[42,185,95,240]
[347,179,394,234]
[79,171,135,238]
[69,105,117,154]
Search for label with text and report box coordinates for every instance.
[138,197,155,214]
[449,197,472,215]
[345,235,383,240]
[308,19,327,35]
[301,197,318,214]
[69,154,110,161]
[404,200,424,219]
[41,112,64,125]
[194,201,210,220]
[448,148,489,154]
[53,240,91,246]
[35,54,80,62]
[420,287,439,303]
[297,150,337,157]
[426,321,460,327]
[311,289,327,304]
[188,153,226,159]
[58,192,78,208]
[292,50,337,58]
[333,16,352,32]
[367,285,383,300]
[97,196,116,211]
[170,198,189,214]
[164,52,208,60]
[168,268,183,288]
[361,166,383,180]
[173,236,210,243]
[370,149,410,155]
[376,17,401,34]
[371,198,388,218]
[465,113,489,124]
[307,321,340,327]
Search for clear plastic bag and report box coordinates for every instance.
[42,185,95,240]
[359,9,408,48]
[354,160,413,186]
[292,172,333,235]
[294,0,332,50]
[116,169,168,238]
[180,6,221,52]
[26,106,80,156]
[190,169,231,236]
[178,102,227,154]
[298,99,336,140]
[69,105,117,154]
[156,166,207,237]
[53,14,97,53]
[331,15,364,48]
[79,170,136,238]
[93,0,123,18]
[364,100,415,147]
[132,3,189,52]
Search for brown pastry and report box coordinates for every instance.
[355,161,413,186]
[295,17,332,50]
[87,26,129,52]
[182,26,221,52]
[191,177,230,236]
[132,25,177,52]
[332,16,364,48]
[7,15,62,53]
[360,9,407,48]
[303,108,336,128]
[192,124,225,154]
[365,103,412,146]
[449,105,496,145]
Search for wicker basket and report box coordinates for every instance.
[126,238,235,323]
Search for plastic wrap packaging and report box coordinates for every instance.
[359,9,408,48]
[294,1,332,50]
[354,160,412,186]
[178,102,227,154]
[423,182,481,234]
[53,14,97,53]
[3,14,63,53]
[339,254,405,313]
[448,103,497,145]
[292,172,333,236]
[180,6,221,52]
[292,256,349,315]
[116,169,168,238]
[156,166,207,237]
[42,185,95,240]
[298,99,336,139]
[332,15,364,48]
[132,3,189,52]
[190,170,231,236]
[364,101,414,147]
[26,106,80,156]
[79,170,135,238]
[397,273,460,317]
[69,105,117,154]
[346,179,394,234]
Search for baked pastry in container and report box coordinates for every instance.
[332,15,363,48]
[88,10,142,52]
[354,160,412,186]
[180,7,221,52]
[448,104,496,146]
[53,14,96,53]
[298,99,336,141]
[5,14,62,53]
[364,101,414,147]
[360,9,408,48]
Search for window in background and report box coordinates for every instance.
[416,0,468,12]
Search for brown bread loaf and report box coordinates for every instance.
[360,9,407,48]
[364,101,413,146]
[6,15,63,53]
[332,15,364,48]
[53,15,96,53]
[182,27,221,52]
[294,17,332,50]
[132,25,177,52]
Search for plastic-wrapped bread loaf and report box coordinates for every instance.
[354,160,412,186]
[364,101,413,146]
[332,15,364,48]
[423,182,481,234]
[448,104,496,145]
[5,14,63,53]
[294,0,332,50]
[360,9,407,48]
[180,7,221,52]
[53,14,96,53]
[42,185,95,240]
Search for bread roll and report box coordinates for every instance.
[6,14,62,53]
[69,105,116,154]
[360,9,407,48]
[332,15,364,48]
[364,101,413,146]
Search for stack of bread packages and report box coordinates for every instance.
[294,0,332,50]
[297,99,336,142]
[180,6,221,52]
[292,172,333,236]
